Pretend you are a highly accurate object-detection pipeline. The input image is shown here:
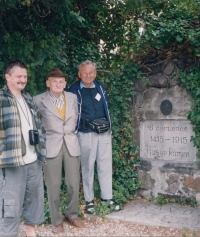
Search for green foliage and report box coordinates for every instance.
[103,62,142,204]
[2,0,200,221]
[148,196,154,202]
[121,0,200,61]
[156,195,197,208]
[93,200,119,217]
[180,66,200,159]
[156,195,176,206]
[157,195,167,206]
[44,187,50,223]
[192,230,197,237]
[182,227,189,237]
[0,1,70,92]
[190,197,197,207]
[179,197,187,206]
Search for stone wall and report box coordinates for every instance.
[133,58,200,204]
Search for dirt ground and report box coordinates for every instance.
[19,216,200,236]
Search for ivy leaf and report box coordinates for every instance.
[195,88,200,96]
[77,15,85,23]
[0,61,4,71]
[175,35,183,42]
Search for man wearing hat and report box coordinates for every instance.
[34,68,84,234]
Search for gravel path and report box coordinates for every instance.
[19,216,200,236]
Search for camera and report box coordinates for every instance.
[29,130,39,146]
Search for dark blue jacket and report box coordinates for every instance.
[69,80,111,131]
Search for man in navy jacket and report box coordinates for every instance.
[69,60,119,214]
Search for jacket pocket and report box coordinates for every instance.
[4,199,15,218]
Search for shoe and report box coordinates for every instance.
[85,200,94,214]
[65,217,85,228]
[101,198,120,211]
[52,222,64,234]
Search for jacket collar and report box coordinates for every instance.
[3,85,27,98]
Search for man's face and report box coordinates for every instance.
[78,64,97,88]
[5,66,27,95]
[46,77,66,97]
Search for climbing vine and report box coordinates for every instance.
[1,0,200,221]
[180,67,200,159]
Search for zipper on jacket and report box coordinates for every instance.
[100,85,112,128]
[2,169,5,186]
[2,199,4,222]
[77,90,82,131]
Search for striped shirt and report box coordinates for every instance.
[49,91,64,109]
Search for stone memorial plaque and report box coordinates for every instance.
[140,120,197,161]
[160,100,172,115]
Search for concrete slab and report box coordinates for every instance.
[106,199,200,230]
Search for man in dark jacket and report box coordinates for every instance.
[69,60,119,214]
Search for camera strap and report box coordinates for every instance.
[14,96,31,127]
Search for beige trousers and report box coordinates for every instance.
[43,142,80,226]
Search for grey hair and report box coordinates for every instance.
[77,60,97,71]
